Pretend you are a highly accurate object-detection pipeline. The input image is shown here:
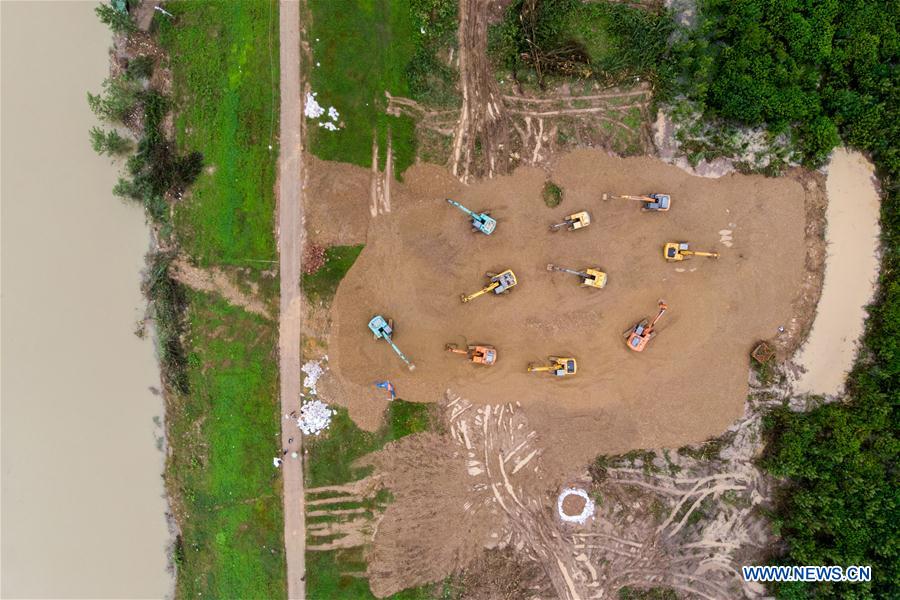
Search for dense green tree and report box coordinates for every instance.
[95,2,135,35]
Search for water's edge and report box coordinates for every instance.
[1,3,173,597]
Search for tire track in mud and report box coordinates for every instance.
[451,0,510,180]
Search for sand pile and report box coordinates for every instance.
[321,149,814,470]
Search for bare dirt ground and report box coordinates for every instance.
[318,149,822,477]
[309,389,781,598]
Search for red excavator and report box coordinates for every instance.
[625,300,668,352]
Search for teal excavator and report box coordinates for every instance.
[446,199,496,235]
[368,315,415,371]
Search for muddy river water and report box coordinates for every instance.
[793,148,882,396]
[2,2,171,597]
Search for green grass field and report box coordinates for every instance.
[168,292,285,599]
[157,0,279,267]
[153,2,285,597]
[307,0,418,174]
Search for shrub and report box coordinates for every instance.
[542,180,563,207]
[89,126,133,156]
[95,2,136,35]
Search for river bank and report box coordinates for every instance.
[1,3,171,597]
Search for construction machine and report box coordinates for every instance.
[625,301,668,352]
[460,269,517,303]
[603,193,671,212]
[546,263,608,288]
[446,198,497,235]
[550,211,591,231]
[445,343,497,366]
[527,356,577,376]
[368,315,416,370]
[663,242,719,262]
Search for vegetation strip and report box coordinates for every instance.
[90,1,286,597]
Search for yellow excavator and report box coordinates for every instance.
[527,356,577,376]
[663,242,719,262]
[546,263,607,288]
[460,269,517,303]
[550,211,591,231]
[445,343,497,366]
[625,301,668,352]
[603,193,671,212]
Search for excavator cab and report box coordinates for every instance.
[460,269,517,303]
[550,211,591,232]
[663,242,719,262]
[642,194,670,212]
[527,356,577,377]
[445,343,497,366]
[625,301,668,352]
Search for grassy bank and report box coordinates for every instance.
[123,1,287,597]
[157,0,279,268]
[168,292,284,599]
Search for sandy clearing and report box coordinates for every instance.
[793,148,881,395]
[319,149,817,474]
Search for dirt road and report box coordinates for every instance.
[278,1,306,597]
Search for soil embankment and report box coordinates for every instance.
[793,148,881,395]
[320,149,820,473]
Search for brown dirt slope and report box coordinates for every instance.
[321,149,814,473]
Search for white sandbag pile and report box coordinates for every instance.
[298,399,334,435]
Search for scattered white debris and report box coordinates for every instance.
[297,399,334,435]
[273,457,283,468]
[316,61,321,67]
[304,91,342,130]
[557,487,595,524]
[420,26,426,34]
[304,92,324,118]
[301,359,326,395]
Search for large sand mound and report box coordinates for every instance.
[322,149,812,470]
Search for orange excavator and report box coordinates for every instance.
[625,300,668,352]
[445,343,497,366]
